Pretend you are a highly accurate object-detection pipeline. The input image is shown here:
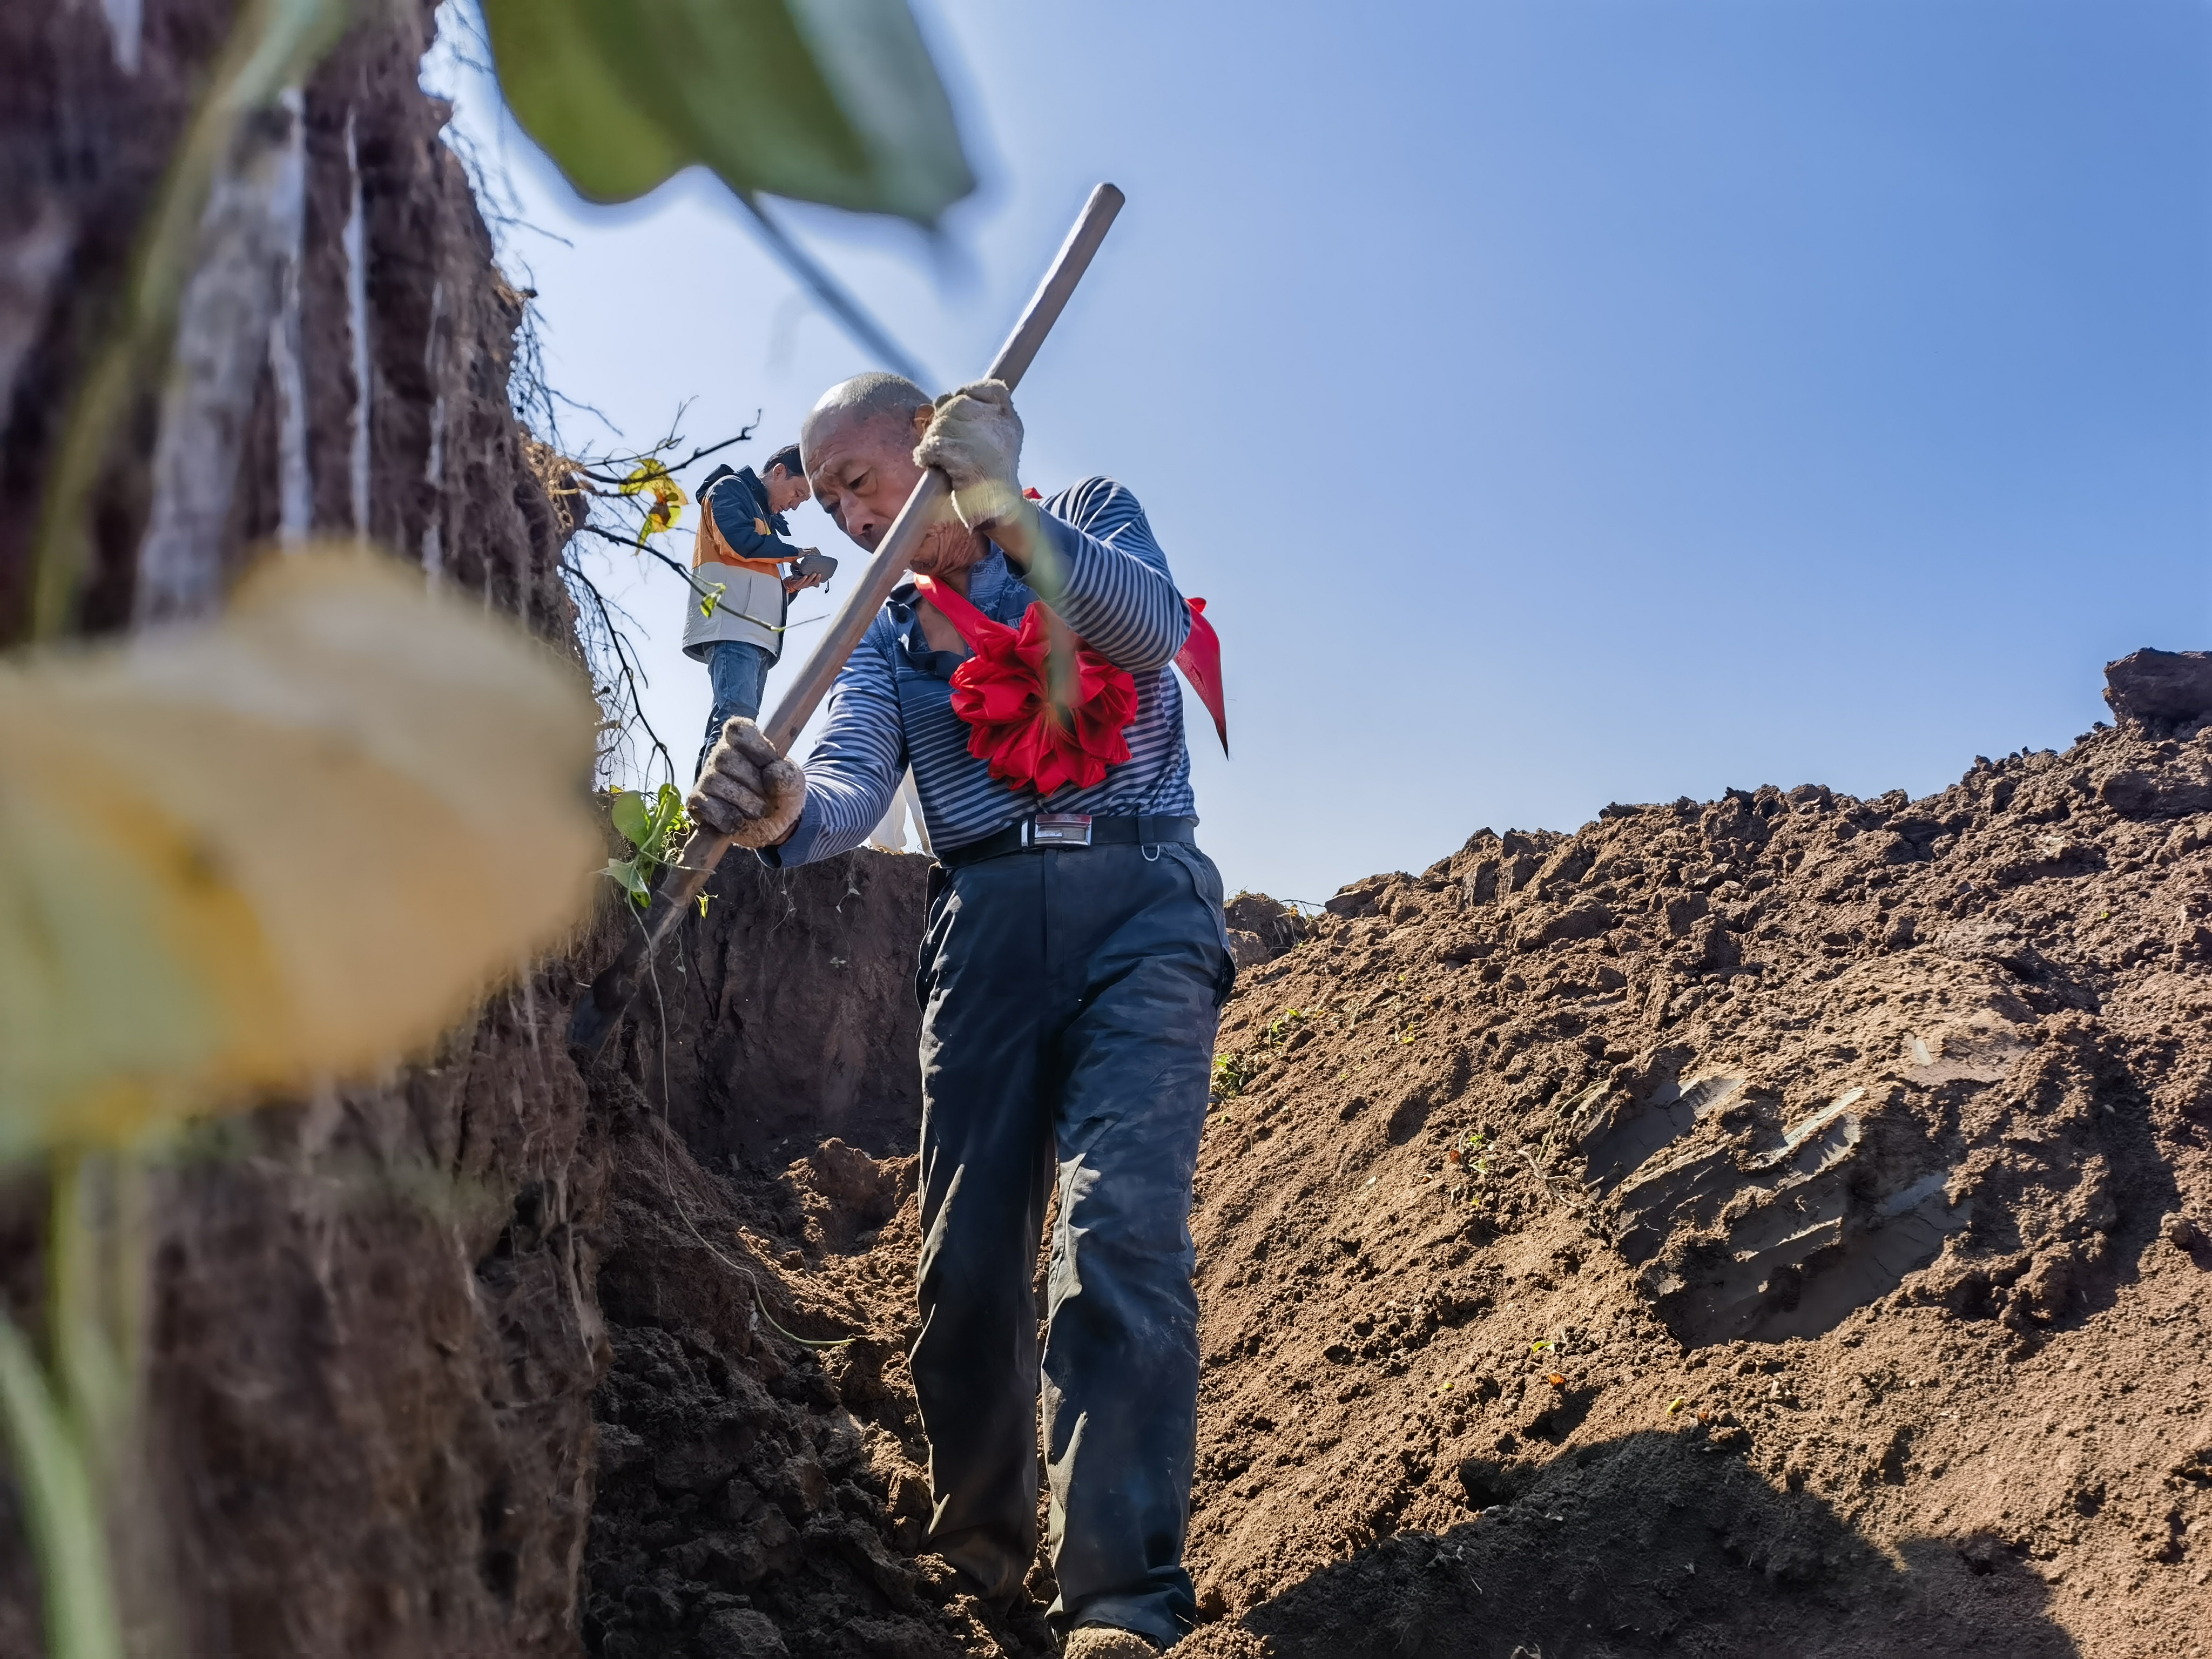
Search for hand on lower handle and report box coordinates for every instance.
[688,718,806,847]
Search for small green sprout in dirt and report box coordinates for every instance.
[1211,1052,1250,1102]
[1447,1131,1492,1176]
[605,782,692,907]
[1668,1397,1685,1415]
[1265,1009,1307,1043]
[1530,1339,1552,1353]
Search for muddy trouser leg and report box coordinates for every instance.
[911,844,1231,1642]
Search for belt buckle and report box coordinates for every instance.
[1023,813,1094,849]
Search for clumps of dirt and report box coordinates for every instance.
[577,845,1058,1658]
[1180,690,2212,1656]
[579,1092,1058,1659]
[1225,893,1312,969]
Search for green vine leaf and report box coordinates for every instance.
[610,787,653,849]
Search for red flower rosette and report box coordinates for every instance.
[911,575,1138,796]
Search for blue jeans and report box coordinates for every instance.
[911,839,1235,1649]
[696,639,773,779]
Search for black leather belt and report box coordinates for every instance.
[938,813,1198,869]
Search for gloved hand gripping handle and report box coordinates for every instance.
[569,184,1127,1057]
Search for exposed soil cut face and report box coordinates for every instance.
[623,850,931,1170]
[2,4,600,1654]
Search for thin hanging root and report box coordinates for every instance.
[636,906,861,1352]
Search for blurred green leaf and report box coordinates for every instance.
[603,858,652,905]
[610,788,652,849]
[0,1313,120,1659]
[482,0,974,225]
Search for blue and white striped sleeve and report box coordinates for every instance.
[1038,477,1191,672]
[759,618,906,867]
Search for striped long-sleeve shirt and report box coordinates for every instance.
[764,476,1196,866]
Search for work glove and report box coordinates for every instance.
[689,718,806,847]
[916,379,1027,534]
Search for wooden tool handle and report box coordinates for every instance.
[569,184,1126,1056]
[760,180,1125,752]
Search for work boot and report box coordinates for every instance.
[1063,1627,1159,1658]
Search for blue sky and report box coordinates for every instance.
[431,0,2212,905]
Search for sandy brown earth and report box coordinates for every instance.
[1178,703,2212,1658]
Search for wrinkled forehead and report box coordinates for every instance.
[800,406,914,477]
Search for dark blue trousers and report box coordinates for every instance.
[696,638,773,778]
[912,839,1233,1649]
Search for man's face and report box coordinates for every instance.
[804,410,925,552]
[763,464,812,516]
[806,407,983,576]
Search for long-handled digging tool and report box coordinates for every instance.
[568,183,1127,1058]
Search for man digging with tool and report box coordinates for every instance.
[686,372,1231,1656]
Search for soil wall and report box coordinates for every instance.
[4,2,594,1653]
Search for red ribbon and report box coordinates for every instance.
[1176,597,1228,756]
[911,576,1138,797]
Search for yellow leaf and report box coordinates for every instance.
[618,461,676,495]
[621,462,686,537]
[0,547,602,1156]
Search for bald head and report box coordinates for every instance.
[800,370,988,578]
[800,371,938,556]
[799,372,930,464]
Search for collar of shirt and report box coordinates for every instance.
[888,547,1034,678]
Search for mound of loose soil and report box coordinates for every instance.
[1179,707,2212,1657]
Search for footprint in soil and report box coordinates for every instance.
[1197,1428,2079,1659]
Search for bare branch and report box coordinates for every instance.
[562,552,677,791]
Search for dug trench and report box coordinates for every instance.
[3,11,2206,1651]
[574,650,2212,1659]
